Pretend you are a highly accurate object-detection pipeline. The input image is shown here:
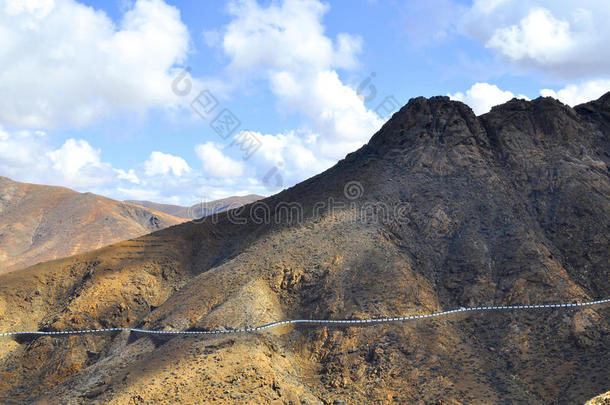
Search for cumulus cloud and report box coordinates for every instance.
[540,79,610,106]
[460,0,610,78]
[227,129,334,188]
[195,142,244,178]
[223,0,361,73]
[448,82,529,115]
[0,129,117,188]
[270,69,383,158]
[0,126,264,204]
[0,130,51,178]
[46,139,116,188]
[220,0,384,164]
[4,0,378,202]
[116,169,140,184]
[486,8,574,64]
[0,0,389,201]
[0,0,190,128]
[144,151,191,177]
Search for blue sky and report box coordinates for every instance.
[1,0,609,205]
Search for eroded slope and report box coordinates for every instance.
[0,178,186,273]
[0,94,609,404]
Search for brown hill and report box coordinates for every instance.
[0,177,186,273]
[126,194,263,219]
[0,93,609,404]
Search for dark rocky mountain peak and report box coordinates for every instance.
[368,95,488,154]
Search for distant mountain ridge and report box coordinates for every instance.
[126,194,263,219]
[0,177,186,273]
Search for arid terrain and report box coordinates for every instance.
[0,178,186,273]
[0,94,608,404]
[587,391,610,404]
[126,195,263,219]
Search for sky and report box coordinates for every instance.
[1,0,609,205]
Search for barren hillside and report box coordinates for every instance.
[0,178,186,273]
[0,93,608,404]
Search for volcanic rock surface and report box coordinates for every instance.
[0,94,609,404]
[0,177,186,273]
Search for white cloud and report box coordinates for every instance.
[220,0,384,165]
[0,0,190,128]
[0,130,116,188]
[225,129,334,190]
[4,0,55,18]
[144,151,191,177]
[0,129,49,175]
[0,127,246,205]
[223,0,361,73]
[269,69,383,158]
[448,82,529,115]
[47,139,102,175]
[540,79,610,106]
[195,142,244,178]
[46,138,115,187]
[116,168,140,184]
[460,1,610,78]
[200,0,390,193]
[487,8,574,64]
[0,0,389,201]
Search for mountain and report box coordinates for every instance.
[586,391,610,405]
[0,177,186,274]
[125,194,263,219]
[0,93,609,404]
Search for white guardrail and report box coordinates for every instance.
[1,298,609,338]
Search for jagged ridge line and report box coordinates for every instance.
[1,298,609,338]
